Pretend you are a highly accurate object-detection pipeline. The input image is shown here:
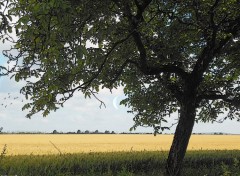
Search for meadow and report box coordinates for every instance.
[0,134,240,175]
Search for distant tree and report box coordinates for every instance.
[0,127,3,133]
[111,131,115,134]
[104,130,110,134]
[67,131,75,134]
[3,1,240,175]
[77,130,81,134]
[84,130,90,134]
[52,130,58,134]
[94,130,99,134]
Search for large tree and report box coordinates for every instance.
[2,0,240,175]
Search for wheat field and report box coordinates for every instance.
[0,134,239,155]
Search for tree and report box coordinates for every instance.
[104,130,110,134]
[77,130,81,134]
[52,130,58,134]
[0,127,3,133]
[3,0,240,175]
[84,130,90,134]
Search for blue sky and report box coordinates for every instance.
[0,45,240,134]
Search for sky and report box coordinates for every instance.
[0,41,240,134]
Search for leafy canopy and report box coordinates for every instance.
[3,0,240,132]
[0,0,13,75]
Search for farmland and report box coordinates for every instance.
[0,134,240,175]
[0,134,239,155]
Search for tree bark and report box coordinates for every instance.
[166,97,196,176]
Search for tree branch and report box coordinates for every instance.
[120,1,189,80]
[78,32,133,89]
[191,0,240,86]
[198,93,240,108]
[108,59,130,87]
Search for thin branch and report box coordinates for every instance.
[49,141,62,155]
[198,94,227,101]
[89,89,106,109]
[108,59,130,87]
[0,12,8,33]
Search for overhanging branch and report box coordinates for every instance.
[198,93,240,108]
[78,32,133,89]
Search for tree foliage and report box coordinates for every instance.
[0,0,13,76]
[4,0,239,129]
[0,0,12,36]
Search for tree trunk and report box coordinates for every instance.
[166,98,196,176]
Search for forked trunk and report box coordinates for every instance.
[166,99,196,176]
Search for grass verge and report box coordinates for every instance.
[0,150,239,175]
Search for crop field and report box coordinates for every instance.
[0,134,240,175]
[0,134,239,155]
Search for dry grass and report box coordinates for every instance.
[0,134,239,155]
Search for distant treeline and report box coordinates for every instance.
[0,127,230,135]
[0,131,154,135]
[0,131,230,135]
[0,127,154,135]
[51,130,155,135]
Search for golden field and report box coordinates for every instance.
[0,134,239,155]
